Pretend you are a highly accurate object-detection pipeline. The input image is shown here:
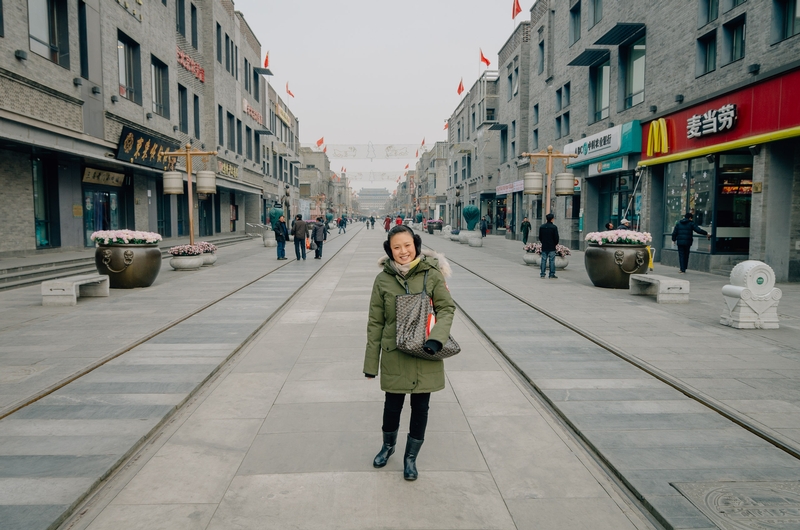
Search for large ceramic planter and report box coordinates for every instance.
[555,256,569,270]
[95,244,162,288]
[202,252,217,266]
[169,255,204,271]
[585,243,648,289]
[523,253,541,266]
[458,231,470,244]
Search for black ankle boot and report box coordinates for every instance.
[373,430,398,468]
[403,435,424,480]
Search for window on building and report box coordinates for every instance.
[570,2,581,45]
[507,69,513,101]
[500,130,508,163]
[151,56,169,117]
[471,106,476,132]
[236,119,242,155]
[28,0,70,67]
[178,84,188,133]
[537,41,545,74]
[244,58,250,92]
[255,134,261,164]
[730,0,746,8]
[511,120,516,139]
[701,0,718,26]
[777,0,800,40]
[226,112,235,151]
[253,71,260,101]
[78,1,88,77]
[1,0,5,37]
[563,112,570,136]
[176,0,185,36]
[234,45,238,79]
[563,82,571,107]
[623,36,646,109]
[555,116,562,139]
[510,141,516,159]
[118,32,141,104]
[532,129,539,150]
[723,15,745,63]
[218,105,223,144]
[216,23,221,63]
[246,126,252,160]
[514,65,519,95]
[533,104,539,125]
[590,59,610,122]
[697,31,717,75]
[556,88,562,112]
[193,95,200,138]
[225,34,230,72]
[590,0,603,27]
[486,107,495,121]
[190,3,197,48]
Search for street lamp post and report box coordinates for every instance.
[162,144,218,246]
[520,146,578,216]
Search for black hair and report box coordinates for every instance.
[295,214,302,220]
[546,213,555,221]
[384,225,422,261]
[685,212,694,219]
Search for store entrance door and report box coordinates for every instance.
[199,197,213,237]
[83,188,122,246]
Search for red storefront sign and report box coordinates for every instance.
[177,46,205,83]
[641,68,800,161]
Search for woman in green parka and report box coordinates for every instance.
[364,225,455,481]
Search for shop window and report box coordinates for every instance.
[716,153,752,253]
[193,95,200,138]
[118,32,141,104]
[151,56,169,118]
[216,23,222,63]
[700,0,719,26]
[622,35,646,109]
[663,157,715,252]
[570,2,581,45]
[697,31,717,76]
[775,0,800,41]
[176,0,185,36]
[178,84,188,134]
[29,0,69,67]
[590,59,609,122]
[723,15,745,63]
[190,3,197,48]
[155,180,171,238]
[590,0,603,27]
[32,158,60,248]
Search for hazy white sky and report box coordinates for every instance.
[233,0,526,190]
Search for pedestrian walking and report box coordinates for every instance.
[480,216,488,238]
[617,218,632,230]
[605,221,615,231]
[274,215,289,260]
[370,216,375,229]
[311,216,327,259]
[520,217,532,245]
[395,216,402,226]
[539,213,559,279]
[338,216,347,234]
[671,211,710,273]
[291,214,307,261]
[364,225,455,481]
[384,216,391,232]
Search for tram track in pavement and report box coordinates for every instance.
[0,229,362,423]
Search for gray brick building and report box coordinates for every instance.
[0,0,299,255]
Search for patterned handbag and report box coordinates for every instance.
[395,271,461,360]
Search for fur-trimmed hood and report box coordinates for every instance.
[377,248,452,278]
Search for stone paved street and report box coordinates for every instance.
[2,226,800,529]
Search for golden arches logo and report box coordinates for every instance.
[647,118,669,156]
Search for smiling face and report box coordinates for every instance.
[390,232,416,265]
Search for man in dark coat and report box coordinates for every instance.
[538,213,559,279]
[275,215,289,260]
[520,217,532,245]
[479,216,488,238]
[671,212,711,273]
[291,214,307,261]
[311,217,327,259]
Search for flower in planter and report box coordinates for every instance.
[584,229,653,245]
[524,242,572,257]
[91,230,162,245]
[196,241,218,253]
[168,244,204,256]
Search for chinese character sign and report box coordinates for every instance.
[116,126,180,170]
[687,104,737,139]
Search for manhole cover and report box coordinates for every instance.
[672,481,800,529]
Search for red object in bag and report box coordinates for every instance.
[306,237,310,250]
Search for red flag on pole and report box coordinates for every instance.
[316,137,324,147]
[323,146,327,153]
[443,122,449,130]
[404,164,409,169]
[263,51,269,68]
[480,49,491,67]
[512,0,522,19]
[421,137,425,147]
[415,149,419,157]
[457,78,464,96]
[286,82,295,98]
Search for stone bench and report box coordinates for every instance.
[42,274,110,306]
[629,274,689,304]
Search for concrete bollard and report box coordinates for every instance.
[720,260,781,329]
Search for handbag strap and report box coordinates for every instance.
[402,270,428,295]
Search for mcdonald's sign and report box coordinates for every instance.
[647,118,669,156]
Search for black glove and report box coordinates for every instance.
[364,373,376,378]
[423,339,442,355]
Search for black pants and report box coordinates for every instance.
[677,244,691,272]
[522,232,529,245]
[294,237,306,260]
[314,240,323,258]
[382,392,430,440]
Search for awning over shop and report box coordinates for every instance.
[567,49,610,67]
[254,67,273,76]
[217,177,264,194]
[594,23,645,45]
